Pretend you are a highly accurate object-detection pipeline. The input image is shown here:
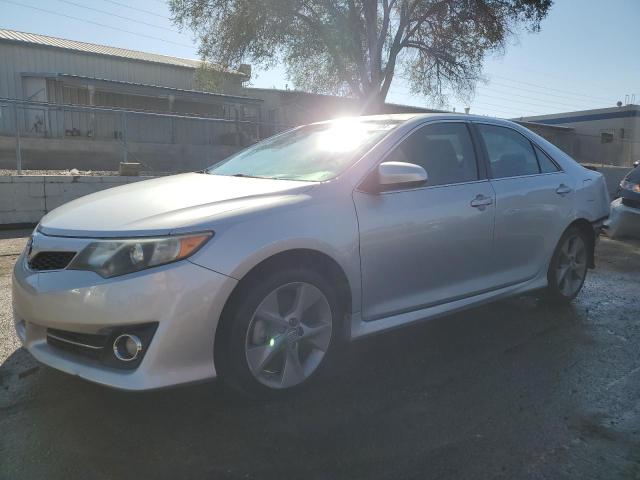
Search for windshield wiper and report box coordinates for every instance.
[231,173,267,179]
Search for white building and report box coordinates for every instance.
[521,105,639,167]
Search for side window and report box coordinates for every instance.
[385,123,478,187]
[533,144,560,173]
[477,124,540,179]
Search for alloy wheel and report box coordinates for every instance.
[555,234,587,297]
[244,282,333,389]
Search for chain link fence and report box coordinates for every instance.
[0,98,291,174]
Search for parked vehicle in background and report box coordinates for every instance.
[12,114,610,396]
[607,162,640,239]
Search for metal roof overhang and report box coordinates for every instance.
[514,120,574,132]
[23,73,262,105]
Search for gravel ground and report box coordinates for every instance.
[0,232,639,479]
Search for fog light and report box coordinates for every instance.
[113,334,142,362]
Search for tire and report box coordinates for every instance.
[215,265,342,397]
[546,226,590,303]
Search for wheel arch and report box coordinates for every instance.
[214,248,354,370]
[565,217,596,268]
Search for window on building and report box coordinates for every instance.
[600,131,614,144]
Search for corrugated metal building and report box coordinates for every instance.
[0,29,262,135]
[0,29,267,170]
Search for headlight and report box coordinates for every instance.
[68,232,212,278]
[620,180,640,193]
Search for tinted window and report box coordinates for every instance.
[477,124,540,178]
[385,123,478,187]
[533,145,560,173]
[626,165,640,183]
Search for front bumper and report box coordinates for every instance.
[12,247,237,391]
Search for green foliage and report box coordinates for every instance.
[170,0,552,109]
[194,63,226,93]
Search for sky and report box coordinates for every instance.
[1,0,638,119]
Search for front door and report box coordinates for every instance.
[353,121,496,321]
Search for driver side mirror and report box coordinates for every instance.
[378,161,428,188]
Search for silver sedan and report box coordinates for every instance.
[12,114,610,395]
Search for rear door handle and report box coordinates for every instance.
[556,184,573,196]
[470,194,494,209]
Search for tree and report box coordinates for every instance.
[170,0,552,111]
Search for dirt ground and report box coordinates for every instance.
[0,230,639,479]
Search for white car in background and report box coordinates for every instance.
[13,114,610,395]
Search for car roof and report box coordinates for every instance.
[312,112,521,129]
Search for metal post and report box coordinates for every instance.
[122,111,128,163]
[234,108,240,147]
[13,104,22,174]
[255,106,261,141]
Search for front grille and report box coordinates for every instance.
[46,328,107,360]
[622,197,640,209]
[28,251,76,271]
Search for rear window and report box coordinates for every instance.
[533,145,560,173]
[626,166,640,183]
[477,124,540,178]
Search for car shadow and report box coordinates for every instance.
[0,294,592,479]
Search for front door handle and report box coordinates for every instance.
[470,194,494,209]
[556,184,573,196]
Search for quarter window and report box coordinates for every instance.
[477,124,540,178]
[385,123,478,187]
[533,145,560,173]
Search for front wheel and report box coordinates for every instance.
[216,267,340,396]
[546,227,590,302]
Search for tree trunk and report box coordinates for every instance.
[361,88,385,114]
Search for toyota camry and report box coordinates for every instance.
[12,114,610,395]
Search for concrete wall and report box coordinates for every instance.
[1,165,630,226]
[0,175,153,225]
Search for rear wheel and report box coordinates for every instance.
[216,267,340,396]
[546,227,589,302]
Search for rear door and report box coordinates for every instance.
[473,123,573,285]
[354,121,496,321]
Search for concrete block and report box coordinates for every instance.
[44,183,62,197]
[1,174,157,224]
[0,183,17,211]
[0,176,13,183]
[28,182,44,197]
[119,162,142,176]
[44,176,74,183]
[0,210,45,224]
[126,176,153,184]
[76,176,103,183]
[102,176,127,183]
[12,176,45,183]
[16,194,46,212]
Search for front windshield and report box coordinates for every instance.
[207,118,401,181]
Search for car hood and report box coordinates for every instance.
[39,173,314,237]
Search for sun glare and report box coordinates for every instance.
[316,119,370,153]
